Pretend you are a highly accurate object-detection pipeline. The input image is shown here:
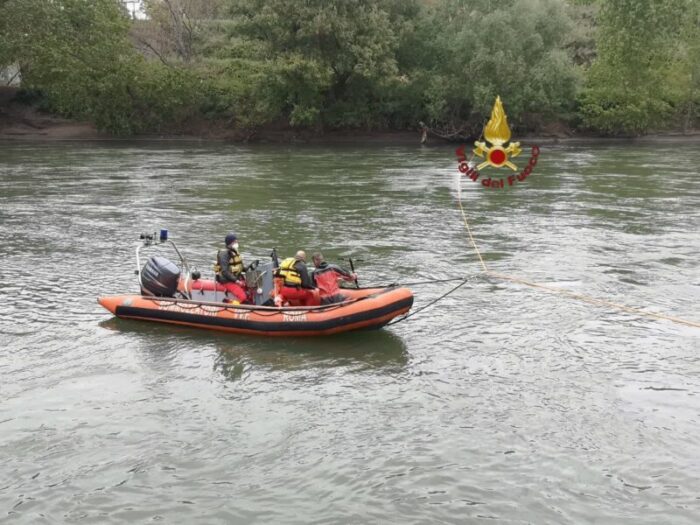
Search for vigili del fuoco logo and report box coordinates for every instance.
[456,96,540,189]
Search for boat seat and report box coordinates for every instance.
[189,278,235,303]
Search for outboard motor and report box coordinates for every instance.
[141,255,181,297]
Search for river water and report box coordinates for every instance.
[0,140,698,524]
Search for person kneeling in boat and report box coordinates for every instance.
[275,251,320,307]
[214,232,247,304]
[311,252,357,305]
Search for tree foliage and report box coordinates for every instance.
[133,0,223,64]
[0,0,204,133]
[0,0,696,136]
[404,0,582,134]
[213,0,413,129]
[579,0,696,135]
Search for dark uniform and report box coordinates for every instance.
[214,233,247,303]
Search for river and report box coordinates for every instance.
[1,140,698,524]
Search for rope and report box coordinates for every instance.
[380,277,469,289]
[487,271,700,329]
[387,277,472,326]
[457,187,488,272]
[455,176,700,329]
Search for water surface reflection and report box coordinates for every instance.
[100,317,409,380]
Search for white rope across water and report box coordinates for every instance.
[456,173,700,329]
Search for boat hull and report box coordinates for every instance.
[98,286,413,337]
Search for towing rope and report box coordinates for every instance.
[386,276,473,326]
[456,175,700,329]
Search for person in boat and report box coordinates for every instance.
[311,252,357,305]
[214,232,247,304]
[275,250,320,306]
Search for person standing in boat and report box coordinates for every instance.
[311,252,357,305]
[276,250,319,306]
[214,232,247,304]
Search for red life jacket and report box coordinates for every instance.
[314,269,342,297]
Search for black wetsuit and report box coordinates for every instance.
[293,260,315,289]
[312,262,353,282]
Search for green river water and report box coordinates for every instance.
[0,140,698,524]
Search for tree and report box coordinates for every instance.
[132,0,223,65]
[0,0,203,134]
[579,0,688,135]
[214,0,416,128]
[673,0,700,131]
[401,0,581,134]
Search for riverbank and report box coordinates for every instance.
[0,87,102,140]
[1,87,698,145]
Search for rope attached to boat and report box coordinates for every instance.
[455,172,700,330]
[396,277,474,286]
[386,277,474,326]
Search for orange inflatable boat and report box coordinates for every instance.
[98,286,413,337]
[97,232,413,337]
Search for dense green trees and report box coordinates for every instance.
[0,0,697,136]
[580,0,697,134]
[2,0,136,132]
[220,0,414,129]
[403,0,582,134]
[0,0,203,133]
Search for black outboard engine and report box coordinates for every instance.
[141,255,181,297]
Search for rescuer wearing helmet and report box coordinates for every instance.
[214,232,247,304]
[275,250,319,306]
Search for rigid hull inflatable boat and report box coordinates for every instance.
[98,232,413,337]
[98,286,414,337]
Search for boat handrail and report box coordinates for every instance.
[140,285,404,312]
[143,294,360,312]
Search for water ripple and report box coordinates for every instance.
[0,141,698,524]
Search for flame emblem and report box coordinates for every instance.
[474,96,521,171]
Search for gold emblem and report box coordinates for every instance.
[473,96,521,171]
